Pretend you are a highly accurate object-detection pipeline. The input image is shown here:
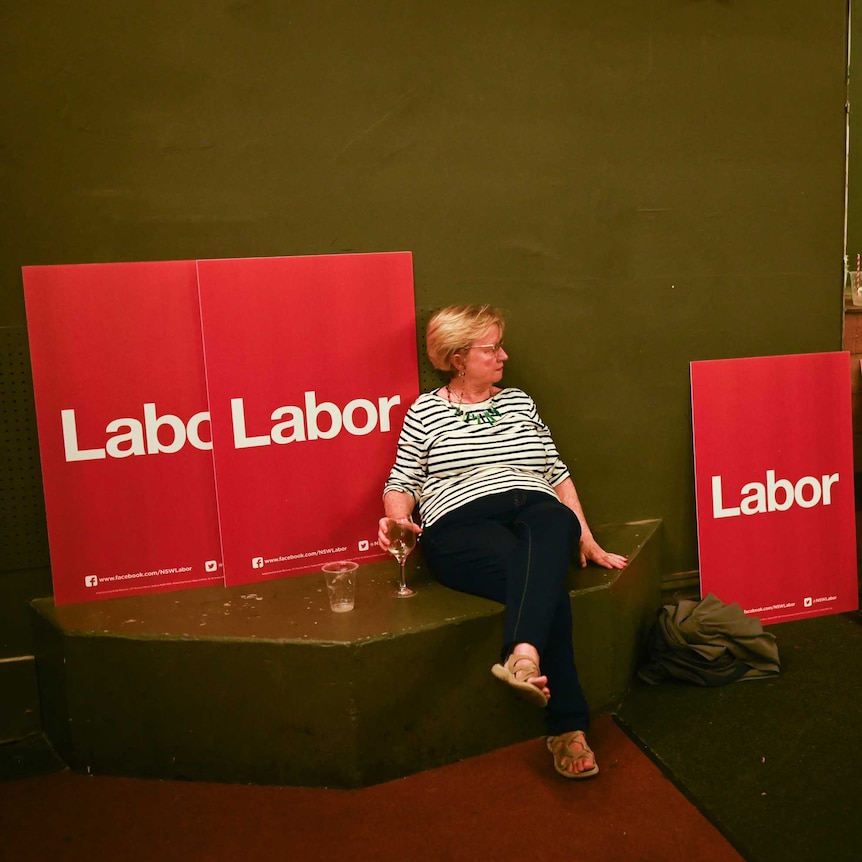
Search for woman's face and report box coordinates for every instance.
[459,324,508,388]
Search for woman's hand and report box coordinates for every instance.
[579,535,627,570]
[378,515,422,552]
[553,479,625,569]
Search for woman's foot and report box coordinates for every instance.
[491,651,550,707]
[546,730,599,779]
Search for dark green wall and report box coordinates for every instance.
[0,1,848,666]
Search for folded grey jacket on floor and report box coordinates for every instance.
[638,593,781,686]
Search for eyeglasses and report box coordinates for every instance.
[465,341,505,355]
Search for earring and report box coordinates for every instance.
[458,369,465,378]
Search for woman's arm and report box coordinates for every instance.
[378,399,428,550]
[553,478,627,570]
[383,489,416,520]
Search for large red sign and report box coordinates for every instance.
[23,261,223,605]
[691,352,857,624]
[197,253,417,587]
[24,254,417,604]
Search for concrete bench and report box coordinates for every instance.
[31,519,662,788]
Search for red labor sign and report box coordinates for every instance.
[23,260,224,605]
[195,252,417,587]
[691,352,857,624]
[25,252,418,604]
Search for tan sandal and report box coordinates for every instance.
[546,730,600,779]
[490,654,549,707]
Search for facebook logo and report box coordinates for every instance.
[252,557,264,569]
[84,575,98,587]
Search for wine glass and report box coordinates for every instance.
[386,516,417,598]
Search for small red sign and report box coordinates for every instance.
[691,352,857,624]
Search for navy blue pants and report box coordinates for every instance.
[421,489,590,736]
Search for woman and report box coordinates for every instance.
[378,304,626,779]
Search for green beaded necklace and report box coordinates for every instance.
[445,384,502,425]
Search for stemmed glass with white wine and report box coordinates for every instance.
[386,515,418,598]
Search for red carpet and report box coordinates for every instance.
[0,715,743,862]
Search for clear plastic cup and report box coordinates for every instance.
[322,561,358,612]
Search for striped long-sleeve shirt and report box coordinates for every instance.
[383,387,570,527]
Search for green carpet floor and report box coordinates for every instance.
[616,612,862,862]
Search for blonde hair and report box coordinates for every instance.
[426,304,506,374]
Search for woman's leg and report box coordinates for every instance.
[421,490,590,734]
[540,586,591,735]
